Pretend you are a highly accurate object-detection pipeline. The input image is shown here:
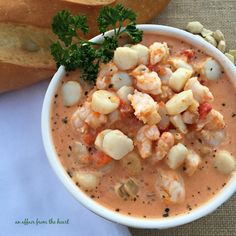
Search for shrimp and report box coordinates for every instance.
[168,56,193,72]
[135,71,162,95]
[131,65,162,95]
[96,62,118,89]
[130,64,149,77]
[156,169,185,204]
[156,65,173,84]
[71,102,107,130]
[197,109,225,131]
[152,132,175,162]
[197,129,225,147]
[184,77,214,103]
[128,90,161,125]
[159,85,175,102]
[183,151,201,176]
[149,42,169,65]
[135,125,160,159]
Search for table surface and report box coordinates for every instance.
[130,0,236,235]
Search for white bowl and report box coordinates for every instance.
[42,25,236,229]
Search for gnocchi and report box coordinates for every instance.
[73,171,99,190]
[91,90,120,114]
[131,44,149,65]
[111,72,132,90]
[102,130,134,160]
[61,81,82,106]
[113,47,138,70]
[170,115,188,134]
[214,150,235,174]
[166,143,188,169]
[168,68,192,92]
[117,86,134,103]
[166,90,194,115]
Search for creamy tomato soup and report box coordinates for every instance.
[51,34,236,218]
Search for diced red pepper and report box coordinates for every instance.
[198,102,212,119]
[93,151,112,168]
[82,133,96,146]
[181,49,195,60]
[148,64,157,72]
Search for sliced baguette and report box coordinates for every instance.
[0,22,56,93]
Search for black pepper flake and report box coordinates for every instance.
[90,195,95,199]
[222,183,226,187]
[198,138,202,144]
[115,208,120,212]
[67,171,72,177]
[54,94,58,98]
[68,145,72,151]
[84,91,88,95]
[128,212,131,215]
[221,103,226,107]
[162,213,169,217]
[183,166,186,171]
[62,117,68,124]
[108,84,113,88]
[207,186,211,191]
[198,191,201,194]
[165,208,170,213]
[232,113,236,118]
[133,197,137,202]
[143,215,147,218]
[187,204,192,211]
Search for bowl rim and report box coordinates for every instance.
[41,24,236,229]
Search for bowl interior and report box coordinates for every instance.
[41,24,236,229]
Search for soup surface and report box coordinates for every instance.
[51,33,236,218]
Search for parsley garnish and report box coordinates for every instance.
[50,4,143,83]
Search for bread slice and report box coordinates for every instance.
[0,22,56,93]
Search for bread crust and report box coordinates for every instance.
[0,61,56,93]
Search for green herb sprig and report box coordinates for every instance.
[50,4,143,83]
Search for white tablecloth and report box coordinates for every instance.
[0,81,131,236]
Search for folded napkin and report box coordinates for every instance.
[0,81,131,236]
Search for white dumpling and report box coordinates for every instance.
[214,150,235,174]
[91,90,120,114]
[117,86,134,103]
[168,68,192,92]
[201,58,222,80]
[73,171,99,190]
[111,72,132,90]
[169,115,188,134]
[131,44,149,65]
[102,130,134,160]
[166,143,188,169]
[95,129,112,151]
[166,90,194,115]
[113,47,138,70]
[61,81,82,106]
